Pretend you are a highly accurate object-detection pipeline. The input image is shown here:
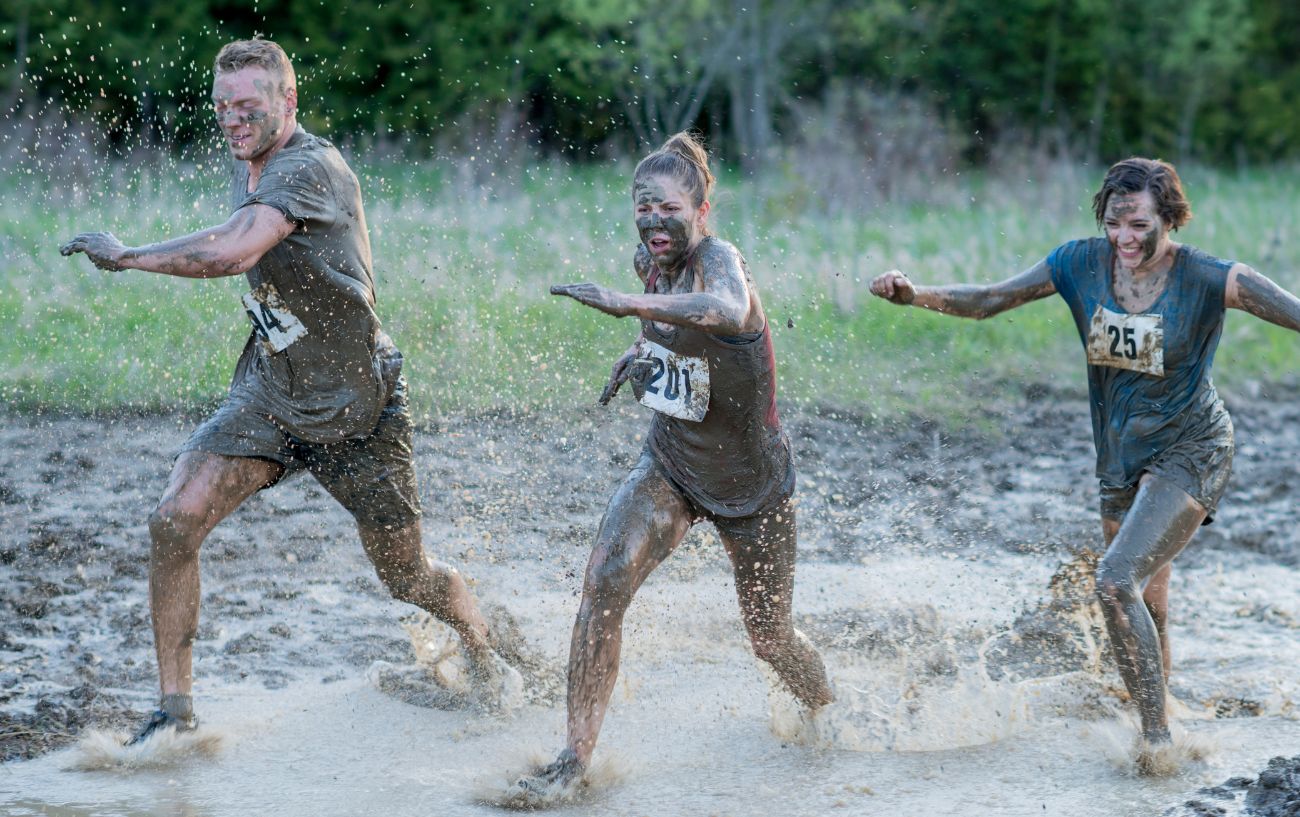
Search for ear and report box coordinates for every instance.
[284,86,298,117]
[697,199,711,228]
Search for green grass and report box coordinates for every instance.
[4,155,1298,421]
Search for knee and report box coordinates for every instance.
[580,561,634,623]
[148,502,204,562]
[1094,557,1138,609]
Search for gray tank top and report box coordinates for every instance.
[642,242,794,517]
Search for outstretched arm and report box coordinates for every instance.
[60,204,295,279]
[552,241,754,334]
[1225,264,1300,332]
[870,259,1057,319]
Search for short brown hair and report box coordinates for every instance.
[634,132,716,231]
[1092,157,1192,231]
[214,38,296,96]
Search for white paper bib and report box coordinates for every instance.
[242,282,308,354]
[1086,305,1165,376]
[636,339,710,422]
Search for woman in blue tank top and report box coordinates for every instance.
[870,158,1300,770]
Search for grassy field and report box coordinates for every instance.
[2,153,1298,422]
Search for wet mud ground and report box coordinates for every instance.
[1,382,1299,815]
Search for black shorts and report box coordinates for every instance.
[179,378,421,530]
[1099,410,1234,526]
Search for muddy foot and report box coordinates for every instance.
[502,750,586,809]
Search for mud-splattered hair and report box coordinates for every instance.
[1092,157,1192,232]
[634,132,716,230]
[214,37,296,97]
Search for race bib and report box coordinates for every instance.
[242,283,307,354]
[1086,305,1164,376]
[635,339,710,422]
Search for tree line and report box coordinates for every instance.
[4,0,1298,167]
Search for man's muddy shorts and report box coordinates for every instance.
[1100,411,1234,526]
[178,379,421,530]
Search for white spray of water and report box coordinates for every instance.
[64,727,224,772]
[473,747,629,810]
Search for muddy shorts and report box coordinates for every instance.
[179,378,421,530]
[1099,410,1234,526]
[641,448,797,552]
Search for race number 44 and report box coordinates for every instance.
[242,283,307,353]
[635,339,711,422]
[1086,306,1164,376]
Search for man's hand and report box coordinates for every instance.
[869,270,915,305]
[60,232,130,271]
[550,283,634,318]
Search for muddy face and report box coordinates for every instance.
[211,67,293,162]
[633,174,703,272]
[1103,190,1170,272]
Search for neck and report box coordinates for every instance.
[1131,242,1177,278]
[246,118,299,178]
[657,235,705,277]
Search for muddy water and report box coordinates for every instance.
[2,387,1299,815]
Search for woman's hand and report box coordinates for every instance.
[551,283,635,317]
[599,342,643,405]
[870,270,916,305]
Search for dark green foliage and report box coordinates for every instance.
[2,0,1296,164]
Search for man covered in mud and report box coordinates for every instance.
[870,157,1300,772]
[506,132,833,804]
[60,38,521,744]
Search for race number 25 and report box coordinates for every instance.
[1086,306,1164,377]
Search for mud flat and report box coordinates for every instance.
[1,383,1298,815]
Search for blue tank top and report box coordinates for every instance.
[1047,237,1233,486]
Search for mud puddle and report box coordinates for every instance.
[2,383,1299,814]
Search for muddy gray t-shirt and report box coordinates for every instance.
[1048,237,1232,487]
[229,126,398,443]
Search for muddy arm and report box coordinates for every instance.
[1226,264,1300,333]
[60,204,294,278]
[872,259,1057,320]
[622,240,751,334]
[552,242,752,335]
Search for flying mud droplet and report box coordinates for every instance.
[64,725,224,772]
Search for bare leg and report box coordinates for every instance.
[563,456,692,768]
[1095,475,1204,743]
[720,498,832,709]
[148,452,282,697]
[359,522,492,665]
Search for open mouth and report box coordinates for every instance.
[648,235,672,253]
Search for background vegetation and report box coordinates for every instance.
[4,0,1300,165]
[1,2,1297,419]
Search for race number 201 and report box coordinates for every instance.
[1086,305,1164,376]
[635,339,711,422]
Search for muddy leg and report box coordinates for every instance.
[1095,475,1204,743]
[1103,521,1176,681]
[563,456,692,767]
[148,452,282,698]
[359,522,492,665]
[720,498,832,709]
